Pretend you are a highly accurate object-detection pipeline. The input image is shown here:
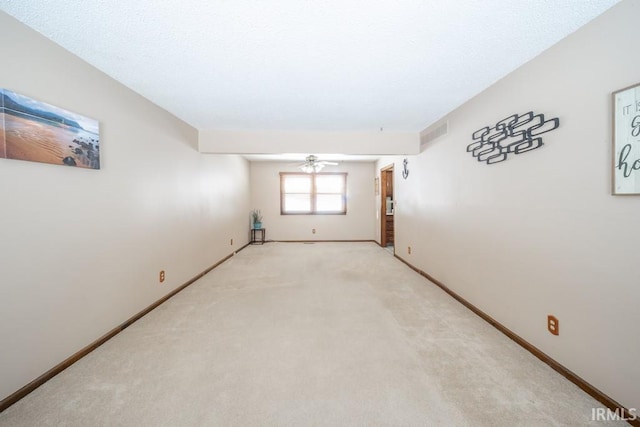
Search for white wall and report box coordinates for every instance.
[199,129,419,155]
[250,161,376,241]
[389,1,639,411]
[0,12,250,402]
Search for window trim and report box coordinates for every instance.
[279,172,347,215]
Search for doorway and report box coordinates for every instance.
[380,164,394,251]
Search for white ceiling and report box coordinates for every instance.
[0,0,620,134]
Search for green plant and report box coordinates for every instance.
[250,209,263,223]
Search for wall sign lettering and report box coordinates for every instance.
[468,111,559,165]
[613,82,640,195]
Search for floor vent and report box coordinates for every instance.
[420,121,448,148]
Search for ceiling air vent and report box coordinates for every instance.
[420,121,448,148]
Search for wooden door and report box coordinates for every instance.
[380,165,394,247]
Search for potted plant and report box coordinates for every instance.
[250,209,263,229]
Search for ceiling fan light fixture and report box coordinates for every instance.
[299,155,327,173]
[300,163,324,173]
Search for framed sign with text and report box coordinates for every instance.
[613,82,640,195]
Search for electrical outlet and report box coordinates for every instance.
[312,228,316,234]
[159,270,165,283]
[408,246,412,254]
[547,315,559,336]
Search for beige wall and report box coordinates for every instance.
[0,12,250,402]
[250,161,376,241]
[388,1,639,411]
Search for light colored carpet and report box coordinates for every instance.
[0,242,622,426]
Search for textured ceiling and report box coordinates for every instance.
[0,0,621,132]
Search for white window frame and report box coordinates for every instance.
[279,172,347,215]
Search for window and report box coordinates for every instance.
[280,172,347,215]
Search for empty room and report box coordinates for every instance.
[0,1,638,425]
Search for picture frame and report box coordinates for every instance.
[0,88,100,169]
[612,82,640,195]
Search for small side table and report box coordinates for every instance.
[250,228,266,245]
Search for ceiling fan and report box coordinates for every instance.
[298,155,338,173]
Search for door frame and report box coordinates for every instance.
[380,164,394,248]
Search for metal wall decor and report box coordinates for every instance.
[402,158,409,179]
[468,111,559,165]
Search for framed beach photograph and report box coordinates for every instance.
[0,88,100,169]
[612,82,640,195]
